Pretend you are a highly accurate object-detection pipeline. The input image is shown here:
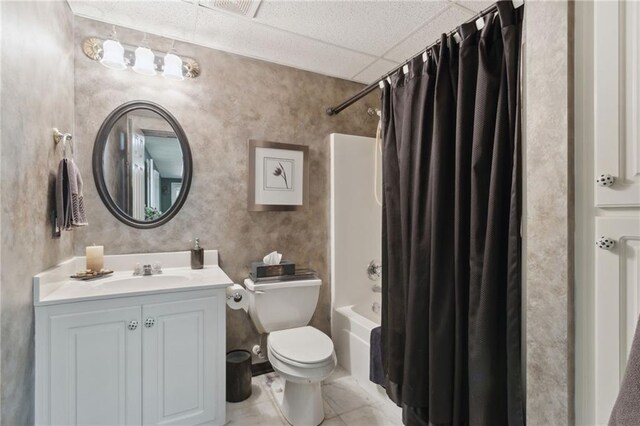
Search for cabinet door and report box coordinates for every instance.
[142,296,223,425]
[594,1,640,207]
[595,217,640,423]
[50,306,142,425]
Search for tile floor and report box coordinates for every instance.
[226,367,403,425]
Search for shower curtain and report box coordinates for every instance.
[380,2,524,425]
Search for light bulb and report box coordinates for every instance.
[163,52,184,80]
[133,46,156,76]
[100,39,126,70]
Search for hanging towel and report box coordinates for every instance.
[56,158,87,230]
[370,326,385,386]
[609,316,640,425]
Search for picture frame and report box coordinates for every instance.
[248,139,309,211]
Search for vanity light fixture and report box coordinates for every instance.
[133,47,157,75]
[82,34,200,80]
[99,27,126,70]
[163,52,184,80]
[132,34,157,76]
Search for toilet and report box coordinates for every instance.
[245,277,336,426]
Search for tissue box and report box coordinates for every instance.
[251,261,295,278]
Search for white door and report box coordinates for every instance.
[576,1,640,424]
[595,217,640,421]
[49,306,142,425]
[142,297,223,425]
[594,1,640,207]
[131,132,146,220]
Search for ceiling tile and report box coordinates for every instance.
[352,58,399,84]
[452,0,496,13]
[383,5,473,63]
[253,0,450,56]
[193,7,376,80]
[68,0,199,41]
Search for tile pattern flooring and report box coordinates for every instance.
[226,367,403,425]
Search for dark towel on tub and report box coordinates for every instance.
[610,316,640,425]
[370,326,384,385]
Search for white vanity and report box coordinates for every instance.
[33,250,232,426]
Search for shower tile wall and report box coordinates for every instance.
[0,1,75,423]
[72,17,378,360]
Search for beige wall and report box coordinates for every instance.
[0,1,75,423]
[524,0,574,424]
[72,17,377,362]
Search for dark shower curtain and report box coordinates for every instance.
[380,2,524,425]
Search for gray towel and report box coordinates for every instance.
[56,158,87,230]
[370,326,384,386]
[609,316,640,425]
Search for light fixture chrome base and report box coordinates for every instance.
[82,37,103,61]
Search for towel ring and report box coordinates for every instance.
[53,128,74,158]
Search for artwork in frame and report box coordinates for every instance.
[248,139,309,211]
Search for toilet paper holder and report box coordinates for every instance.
[227,291,243,303]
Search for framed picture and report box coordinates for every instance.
[248,139,309,211]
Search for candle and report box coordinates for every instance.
[86,245,104,272]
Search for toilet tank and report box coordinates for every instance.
[244,278,321,333]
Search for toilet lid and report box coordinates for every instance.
[268,326,334,365]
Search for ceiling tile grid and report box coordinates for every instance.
[253,0,450,56]
[67,0,488,84]
[70,0,199,41]
[352,58,400,85]
[383,4,474,63]
[193,6,378,80]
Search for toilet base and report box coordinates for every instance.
[280,380,324,426]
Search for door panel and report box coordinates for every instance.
[595,217,640,423]
[50,306,142,425]
[595,1,640,207]
[142,297,220,425]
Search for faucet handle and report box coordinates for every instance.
[152,261,162,274]
[133,263,142,276]
[142,264,152,275]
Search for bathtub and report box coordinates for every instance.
[330,133,385,396]
[332,291,383,396]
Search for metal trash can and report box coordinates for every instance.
[226,350,252,402]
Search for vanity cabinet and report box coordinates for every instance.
[36,289,226,426]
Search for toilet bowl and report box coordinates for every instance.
[267,326,337,426]
[244,277,335,426]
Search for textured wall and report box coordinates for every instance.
[524,0,575,424]
[0,1,75,423]
[73,17,377,359]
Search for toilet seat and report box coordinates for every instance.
[268,326,334,368]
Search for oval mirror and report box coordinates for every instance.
[93,101,192,229]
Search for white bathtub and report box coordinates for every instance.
[332,292,383,396]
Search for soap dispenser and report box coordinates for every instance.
[191,238,204,269]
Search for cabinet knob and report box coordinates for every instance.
[144,317,156,328]
[596,174,616,187]
[596,236,616,250]
[128,320,139,331]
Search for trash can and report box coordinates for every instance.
[226,350,252,402]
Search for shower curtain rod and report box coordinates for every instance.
[325,1,516,116]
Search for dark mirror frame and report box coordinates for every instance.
[93,100,193,229]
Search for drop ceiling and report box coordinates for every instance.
[67,0,493,84]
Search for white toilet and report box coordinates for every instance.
[245,277,336,426]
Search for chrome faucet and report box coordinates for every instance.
[133,262,162,276]
[372,283,382,293]
[142,264,153,276]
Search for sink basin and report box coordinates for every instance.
[98,274,193,291]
